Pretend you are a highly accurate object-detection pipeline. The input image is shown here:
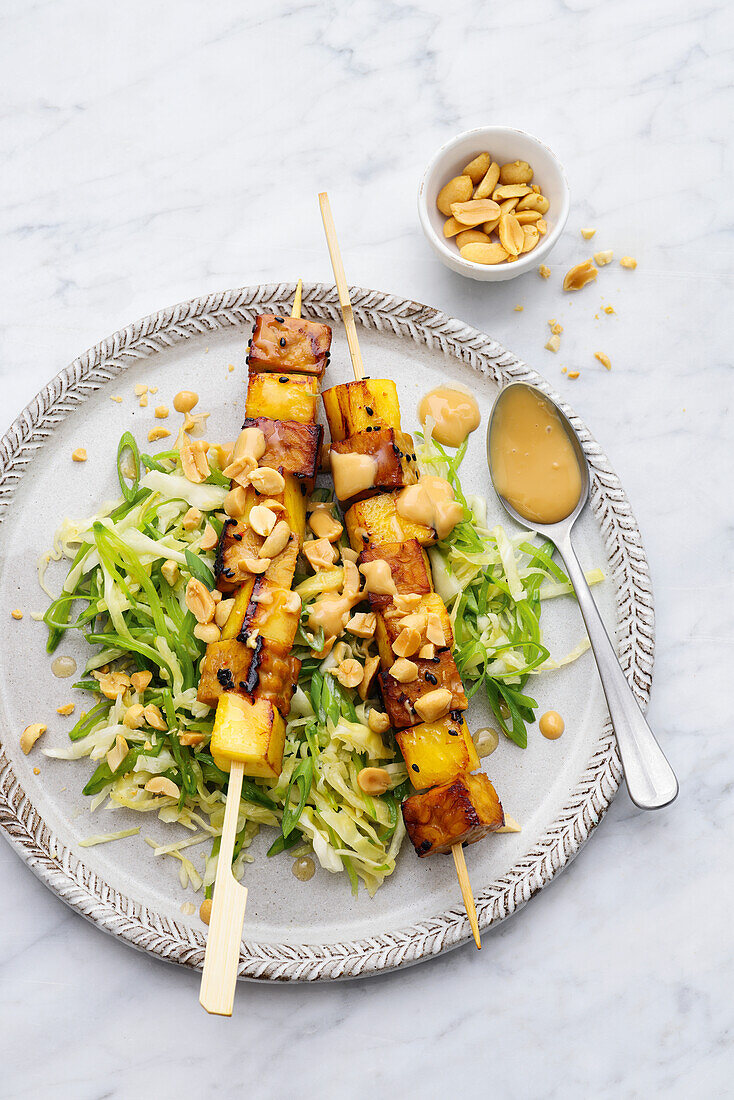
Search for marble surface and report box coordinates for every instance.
[1,0,732,1096]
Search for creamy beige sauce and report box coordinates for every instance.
[307,594,354,638]
[173,390,199,414]
[419,386,481,448]
[292,856,315,881]
[397,476,464,540]
[490,386,582,525]
[539,710,565,739]
[330,450,377,501]
[51,656,77,678]
[359,559,397,596]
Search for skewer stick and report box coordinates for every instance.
[199,760,247,1015]
[292,278,303,319]
[318,190,481,951]
[318,194,365,380]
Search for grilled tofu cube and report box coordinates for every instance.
[197,638,300,715]
[247,314,331,377]
[374,593,453,667]
[380,651,467,730]
[243,417,322,480]
[402,772,504,856]
[345,493,434,551]
[216,523,300,593]
[330,428,419,505]
[395,713,478,786]
[358,539,433,611]
[210,694,285,778]
[323,379,401,442]
[246,372,319,425]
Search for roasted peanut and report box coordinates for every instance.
[455,229,491,249]
[414,688,452,722]
[182,507,202,531]
[346,611,376,638]
[499,213,524,257]
[367,709,391,733]
[389,658,419,683]
[357,767,391,796]
[443,216,467,238]
[521,225,540,253]
[185,577,216,624]
[143,704,167,731]
[436,174,473,216]
[461,152,491,184]
[460,242,509,266]
[334,658,363,689]
[224,485,248,518]
[594,250,613,266]
[308,509,343,542]
[123,703,145,729]
[303,538,338,571]
[473,162,501,199]
[214,598,236,628]
[620,256,637,269]
[563,259,598,291]
[499,160,533,185]
[161,559,179,586]
[20,723,46,754]
[450,199,501,227]
[392,627,422,658]
[194,622,221,643]
[492,184,532,201]
[515,210,542,225]
[259,520,291,559]
[130,670,152,693]
[249,504,278,537]
[199,523,218,551]
[516,192,549,214]
[144,776,180,799]
[249,467,285,495]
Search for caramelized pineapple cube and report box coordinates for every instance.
[323,379,401,442]
[345,493,434,552]
[358,539,433,611]
[243,416,322,480]
[234,579,301,652]
[380,651,467,730]
[247,313,331,377]
[210,694,285,778]
[402,772,504,856]
[197,638,300,716]
[374,593,453,667]
[330,428,418,504]
[246,372,319,425]
[216,523,300,593]
[395,713,477,786]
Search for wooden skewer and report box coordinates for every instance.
[200,276,306,1014]
[199,760,247,1015]
[318,190,481,951]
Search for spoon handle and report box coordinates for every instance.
[555,531,678,810]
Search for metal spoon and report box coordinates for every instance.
[487,382,678,810]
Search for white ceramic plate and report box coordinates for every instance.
[0,284,654,982]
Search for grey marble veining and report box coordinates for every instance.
[1,0,732,1096]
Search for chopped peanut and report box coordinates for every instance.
[414,688,453,722]
[20,723,47,754]
[346,611,376,639]
[303,538,337,572]
[580,228,596,239]
[538,265,551,279]
[334,658,363,689]
[185,578,216,624]
[620,256,637,269]
[367,709,391,734]
[308,509,343,542]
[56,703,75,716]
[214,598,235,629]
[389,658,419,683]
[134,384,148,397]
[194,622,221,643]
[161,559,180,585]
[11,609,22,620]
[199,523,218,551]
[131,670,152,694]
[154,406,169,419]
[72,448,87,462]
[358,768,391,796]
[145,776,180,799]
[148,427,171,442]
[182,507,202,531]
[568,371,580,380]
[594,352,612,370]
[142,704,167,731]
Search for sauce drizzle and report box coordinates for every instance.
[419,386,481,448]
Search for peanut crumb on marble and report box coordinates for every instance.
[11,609,23,620]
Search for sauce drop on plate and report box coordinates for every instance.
[418,386,481,448]
[539,710,565,739]
[51,655,77,679]
[490,386,582,524]
[292,856,315,881]
[173,390,199,414]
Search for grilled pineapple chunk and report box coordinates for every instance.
[395,713,477,786]
[358,539,433,611]
[246,372,319,425]
[232,579,301,652]
[374,593,453,667]
[247,314,331,377]
[380,651,467,729]
[243,416,322,479]
[210,694,285,778]
[216,523,300,593]
[323,379,401,442]
[330,428,418,504]
[197,637,300,714]
[345,493,434,551]
[402,772,504,856]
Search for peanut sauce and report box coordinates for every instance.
[418,386,481,448]
[51,656,77,678]
[539,710,565,739]
[490,386,582,525]
[359,559,397,595]
[397,476,464,540]
[173,390,199,414]
[330,451,377,501]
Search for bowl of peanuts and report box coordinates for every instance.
[418,127,570,282]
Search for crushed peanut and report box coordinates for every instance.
[182,507,202,531]
[161,559,180,585]
[567,371,580,380]
[594,250,613,266]
[106,734,128,773]
[145,776,179,799]
[134,384,148,397]
[11,609,22,620]
[620,256,637,269]
[346,611,377,639]
[143,704,167,731]
[139,394,149,407]
[514,305,523,312]
[56,703,75,716]
[154,406,169,419]
[110,396,123,404]
[72,448,87,462]
[545,334,561,353]
[249,505,278,538]
[308,509,343,543]
[303,538,337,572]
[359,655,381,701]
[563,260,598,291]
[20,723,47,755]
[581,228,596,239]
[604,305,615,315]
[123,703,145,730]
[548,320,563,335]
[148,427,171,442]
[131,670,152,693]
[538,265,551,279]
[594,352,612,370]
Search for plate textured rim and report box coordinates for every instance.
[0,283,654,982]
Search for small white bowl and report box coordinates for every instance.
[418,126,570,282]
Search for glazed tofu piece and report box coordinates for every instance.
[197,637,300,715]
[330,428,419,505]
[210,694,286,778]
[358,539,433,612]
[395,713,478,787]
[247,314,331,378]
[243,416,323,480]
[246,371,320,425]
[379,651,467,730]
[374,592,453,667]
[402,772,504,856]
[322,379,401,441]
[345,492,435,551]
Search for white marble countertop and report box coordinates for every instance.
[1,0,731,1095]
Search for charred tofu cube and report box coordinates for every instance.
[374,593,453,667]
[402,772,504,856]
[243,417,322,480]
[395,713,477,785]
[379,651,467,730]
[323,379,401,442]
[210,694,285,778]
[345,493,434,551]
[330,428,418,505]
[246,372,319,425]
[358,540,433,611]
[197,637,300,716]
[247,314,331,377]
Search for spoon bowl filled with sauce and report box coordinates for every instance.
[487,383,678,811]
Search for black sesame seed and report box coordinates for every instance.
[223,568,234,578]
[275,316,284,323]
[450,708,462,721]
[362,533,369,543]
[233,533,242,541]
[432,656,441,664]
[217,668,235,690]
[279,375,288,383]
[411,764,420,773]
[365,425,372,432]
[279,337,286,347]
[366,406,374,415]
[425,672,438,685]
[448,728,459,737]
[420,840,432,852]
[300,483,307,496]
